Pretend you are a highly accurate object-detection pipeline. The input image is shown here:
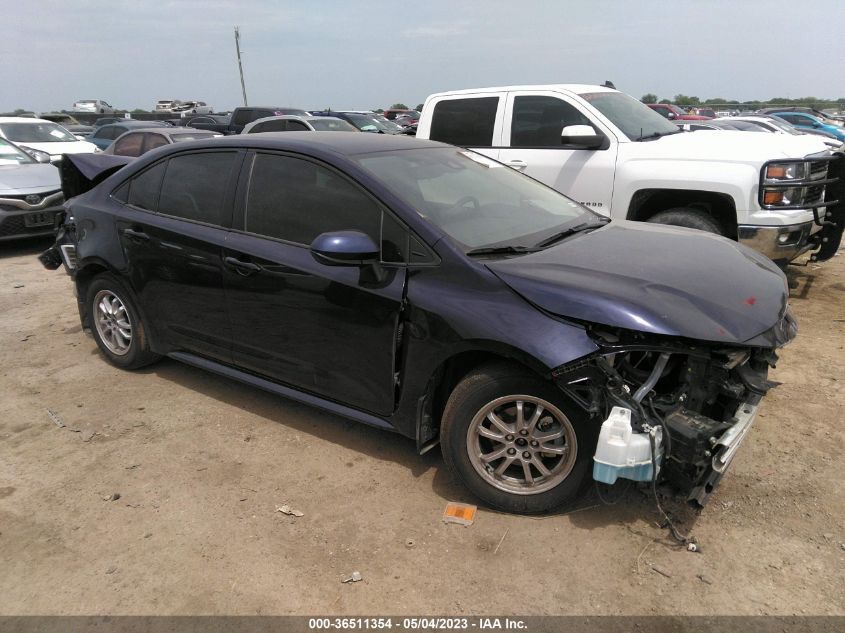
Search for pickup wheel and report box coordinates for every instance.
[440,362,595,514]
[86,274,160,370]
[646,207,723,235]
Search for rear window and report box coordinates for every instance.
[429,97,498,147]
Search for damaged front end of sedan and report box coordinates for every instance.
[551,312,797,507]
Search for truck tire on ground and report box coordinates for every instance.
[440,362,595,514]
[646,207,723,235]
[86,274,161,370]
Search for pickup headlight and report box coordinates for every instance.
[759,159,828,210]
[764,161,807,181]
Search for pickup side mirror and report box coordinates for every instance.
[310,230,380,266]
[560,125,605,149]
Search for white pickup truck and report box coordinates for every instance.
[416,84,843,265]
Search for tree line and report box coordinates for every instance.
[640,94,845,109]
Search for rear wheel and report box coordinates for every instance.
[646,207,723,235]
[86,274,160,370]
[440,363,594,514]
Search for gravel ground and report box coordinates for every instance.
[0,237,843,616]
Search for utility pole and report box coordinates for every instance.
[234,27,248,106]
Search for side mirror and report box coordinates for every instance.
[667,112,676,120]
[560,125,605,149]
[310,230,379,266]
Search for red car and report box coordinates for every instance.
[647,103,711,121]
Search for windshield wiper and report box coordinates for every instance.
[637,128,682,142]
[534,218,610,248]
[466,245,541,257]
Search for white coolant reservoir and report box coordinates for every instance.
[593,407,662,484]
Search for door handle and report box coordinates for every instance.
[224,256,262,274]
[506,160,528,171]
[120,227,150,241]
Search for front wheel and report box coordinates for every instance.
[646,207,723,235]
[440,363,594,514]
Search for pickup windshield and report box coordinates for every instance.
[580,91,679,141]
[354,147,595,250]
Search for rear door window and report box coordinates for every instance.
[143,133,170,152]
[112,133,145,157]
[157,152,238,226]
[429,97,499,147]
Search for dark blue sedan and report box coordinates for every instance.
[40,134,795,513]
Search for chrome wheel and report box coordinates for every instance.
[466,395,577,495]
[93,289,132,356]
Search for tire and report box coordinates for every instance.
[86,274,160,370]
[440,362,595,514]
[646,207,723,235]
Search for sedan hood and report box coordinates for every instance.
[0,163,61,195]
[487,221,788,344]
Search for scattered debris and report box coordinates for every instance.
[102,493,121,502]
[143,533,152,539]
[822,533,833,540]
[341,571,363,583]
[239,497,248,502]
[276,504,304,517]
[493,528,509,555]
[196,467,208,472]
[636,540,656,575]
[405,538,415,549]
[443,502,476,526]
[721,501,734,510]
[47,409,66,428]
[105,567,117,575]
[13,284,24,289]
[687,542,699,553]
[697,574,714,585]
[20,334,34,342]
[82,429,97,442]
[651,564,673,579]
[125,464,141,470]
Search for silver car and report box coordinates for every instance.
[241,115,358,134]
[72,99,115,114]
[0,138,63,241]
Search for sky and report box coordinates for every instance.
[2,0,843,114]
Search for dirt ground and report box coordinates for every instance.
[0,237,843,616]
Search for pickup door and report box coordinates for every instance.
[497,90,618,215]
[425,91,618,215]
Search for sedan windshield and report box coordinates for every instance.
[0,138,35,165]
[355,147,595,249]
[0,122,78,143]
[580,91,679,140]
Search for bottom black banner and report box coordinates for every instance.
[0,616,841,633]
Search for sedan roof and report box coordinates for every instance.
[168,131,445,156]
